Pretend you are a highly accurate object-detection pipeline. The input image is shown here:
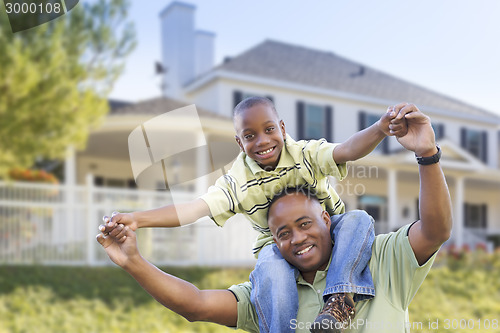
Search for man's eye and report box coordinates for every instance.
[278,231,290,239]
[300,221,311,228]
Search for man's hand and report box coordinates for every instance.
[392,103,436,156]
[377,106,408,137]
[96,225,140,268]
[100,211,138,234]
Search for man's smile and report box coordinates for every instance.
[295,244,314,256]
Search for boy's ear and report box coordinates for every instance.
[280,120,286,139]
[235,135,244,151]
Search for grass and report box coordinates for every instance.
[1,249,499,333]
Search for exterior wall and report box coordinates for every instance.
[77,155,134,185]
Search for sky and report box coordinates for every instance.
[108,0,500,115]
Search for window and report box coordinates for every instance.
[296,101,332,141]
[233,90,273,107]
[358,195,387,222]
[431,123,445,140]
[461,128,488,163]
[359,111,389,153]
[464,203,487,229]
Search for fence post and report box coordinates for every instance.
[86,173,96,265]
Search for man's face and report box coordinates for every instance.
[268,193,333,278]
[234,103,286,170]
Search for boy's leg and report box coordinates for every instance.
[249,244,298,333]
[311,210,375,333]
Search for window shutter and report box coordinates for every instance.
[325,105,333,142]
[233,91,243,108]
[464,203,469,227]
[382,138,390,154]
[481,204,487,228]
[460,127,467,148]
[481,131,488,163]
[438,124,445,140]
[358,111,366,130]
[94,176,104,186]
[297,101,305,140]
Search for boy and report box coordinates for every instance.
[102,97,407,332]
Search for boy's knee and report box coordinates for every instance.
[344,210,374,225]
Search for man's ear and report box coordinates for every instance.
[235,135,244,151]
[280,120,286,140]
[322,210,331,228]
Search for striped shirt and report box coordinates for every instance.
[200,134,347,257]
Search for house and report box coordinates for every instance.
[86,1,500,251]
[3,1,498,266]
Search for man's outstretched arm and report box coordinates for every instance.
[393,104,452,265]
[96,227,238,326]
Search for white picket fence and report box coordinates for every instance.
[0,179,258,267]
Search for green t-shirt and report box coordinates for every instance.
[228,224,438,333]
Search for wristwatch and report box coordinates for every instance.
[416,146,441,165]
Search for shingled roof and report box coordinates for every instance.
[215,40,498,120]
[109,97,230,120]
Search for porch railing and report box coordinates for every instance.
[0,178,258,266]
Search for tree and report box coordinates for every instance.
[0,0,136,178]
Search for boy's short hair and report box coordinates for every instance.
[267,186,320,220]
[233,96,279,119]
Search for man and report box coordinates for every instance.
[97,104,452,333]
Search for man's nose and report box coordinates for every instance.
[291,230,307,245]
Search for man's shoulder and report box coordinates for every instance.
[371,224,413,263]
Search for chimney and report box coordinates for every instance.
[159,2,214,99]
[195,30,215,78]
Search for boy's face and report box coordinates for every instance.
[234,103,286,170]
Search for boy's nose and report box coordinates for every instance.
[256,135,270,146]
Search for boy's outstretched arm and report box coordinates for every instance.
[332,103,408,164]
[101,198,211,232]
[96,227,239,326]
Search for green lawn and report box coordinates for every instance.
[1,249,499,333]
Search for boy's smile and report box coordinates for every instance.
[234,103,286,170]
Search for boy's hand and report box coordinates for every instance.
[377,105,408,137]
[100,211,138,234]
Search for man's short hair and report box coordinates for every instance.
[267,186,320,220]
[233,96,279,119]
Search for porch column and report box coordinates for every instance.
[196,133,209,196]
[454,176,465,248]
[64,146,76,241]
[387,168,398,233]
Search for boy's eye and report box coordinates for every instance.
[244,134,254,140]
[266,127,275,133]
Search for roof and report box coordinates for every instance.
[215,40,499,120]
[109,96,230,121]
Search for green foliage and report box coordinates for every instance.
[1,251,499,332]
[410,249,500,333]
[0,0,136,178]
[0,265,252,333]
